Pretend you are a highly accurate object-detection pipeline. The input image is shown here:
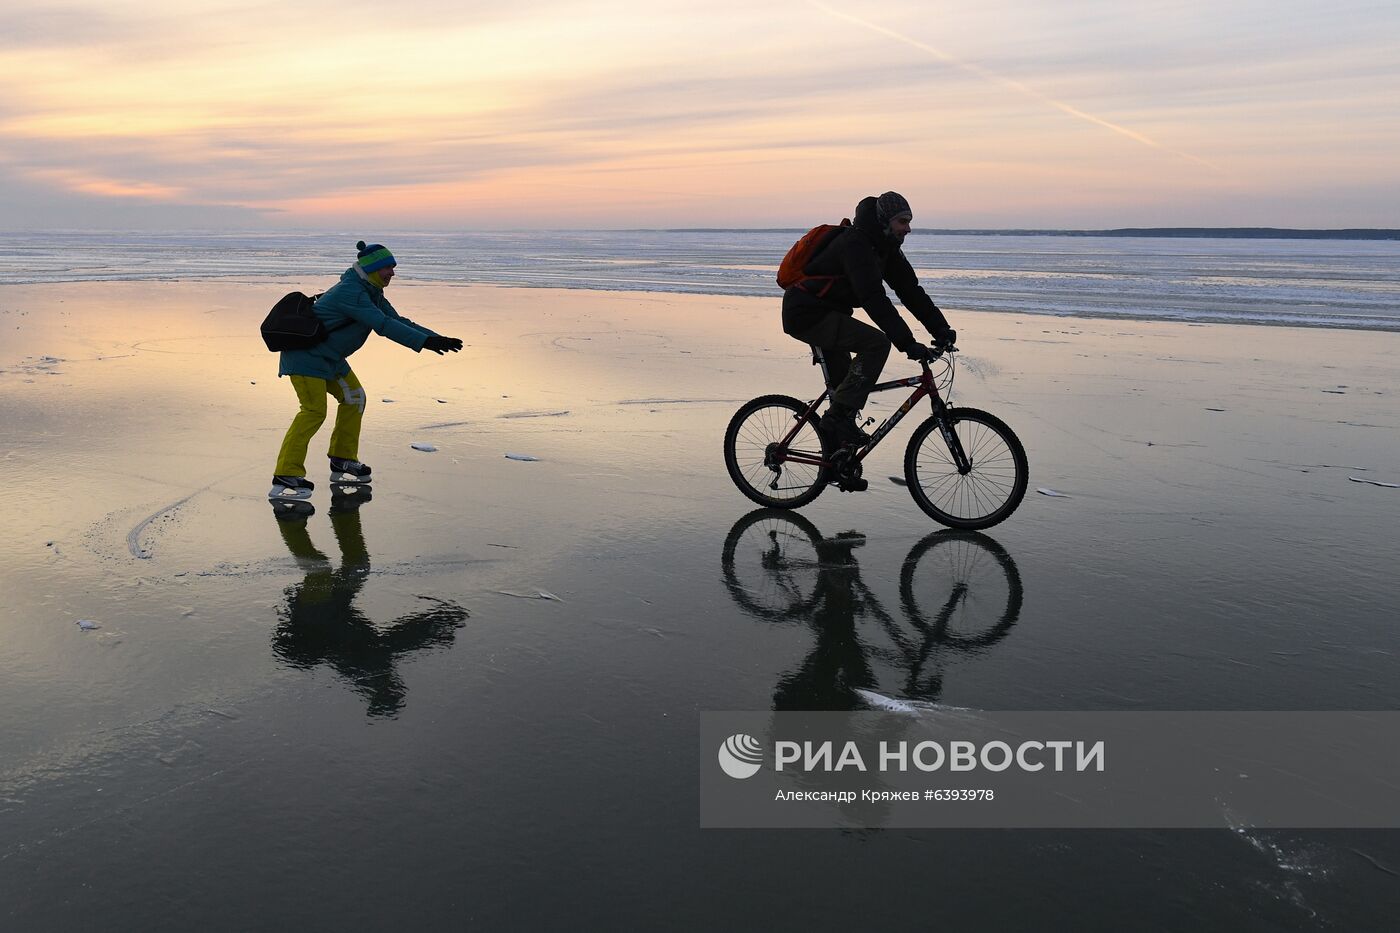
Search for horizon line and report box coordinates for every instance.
[2,226,1397,239]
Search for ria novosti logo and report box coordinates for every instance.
[718,733,764,779]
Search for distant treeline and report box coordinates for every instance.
[660,227,1400,240]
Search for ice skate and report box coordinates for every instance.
[269,475,315,501]
[329,456,372,485]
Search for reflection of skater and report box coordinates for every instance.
[270,491,467,717]
[270,241,465,502]
[721,509,1023,710]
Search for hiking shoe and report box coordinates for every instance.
[329,456,372,484]
[819,410,871,448]
[269,475,314,501]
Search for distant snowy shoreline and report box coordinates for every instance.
[3,230,1398,332]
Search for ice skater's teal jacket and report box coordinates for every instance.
[278,266,440,380]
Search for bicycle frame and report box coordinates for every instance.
[774,349,972,473]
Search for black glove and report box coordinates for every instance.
[933,327,957,349]
[905,343,935,362]
[424,335,463,354]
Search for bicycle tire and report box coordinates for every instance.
[720,509,826,622]
[898,530,1024,648]
[903,407,1028,530]
[724,395,830,509]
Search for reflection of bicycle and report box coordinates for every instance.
[723,348,1028,529]
[721,509,1023,706]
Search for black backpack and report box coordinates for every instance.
[260,291,330,351]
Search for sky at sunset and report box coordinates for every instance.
[2,0,1397,229]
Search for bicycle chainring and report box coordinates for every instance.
[829,449,864,490]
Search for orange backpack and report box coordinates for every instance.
[775,219,851,297]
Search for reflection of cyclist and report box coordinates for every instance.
[781,192,957,449]
[772,533,876,711]
[270,493,467,718]
[722,509,1022,710]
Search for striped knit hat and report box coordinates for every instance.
[356,240,396,274]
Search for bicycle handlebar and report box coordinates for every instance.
[919,344,957,370]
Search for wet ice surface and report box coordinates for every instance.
[3,282,1400,929]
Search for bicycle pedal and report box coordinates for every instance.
[838,478,869,493]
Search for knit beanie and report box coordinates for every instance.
[876,191,912,227]
[356,240,396,274]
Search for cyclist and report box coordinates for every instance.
[781,192,956,449]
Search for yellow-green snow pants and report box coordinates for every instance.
[274,371,366,477]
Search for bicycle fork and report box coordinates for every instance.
[931,400,973,475]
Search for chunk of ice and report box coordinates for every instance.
[1036,487,1072,498]
[497,590,563,601]
[504,453,540,462]
[854,689,917,713]
[410,443,438,452]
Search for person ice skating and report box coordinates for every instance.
[269,241,463,501]
[781,192,956,450]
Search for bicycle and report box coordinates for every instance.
[723,346,1029,530]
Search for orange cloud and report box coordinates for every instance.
[27,168,184,200]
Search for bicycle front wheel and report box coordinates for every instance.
[724,395,830,509]
[898,530,1024,647]
[904,407,1028,530]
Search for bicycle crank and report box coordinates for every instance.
[829,449,868,493]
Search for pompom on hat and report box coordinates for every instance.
[356,240,396,274]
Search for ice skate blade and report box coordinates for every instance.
[269,486,314,501]
[329,471,373,485]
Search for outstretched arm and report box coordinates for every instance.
[886,252,953,342]
[330,290,433,351]
[839,237,919,353]
[376,294,462,353]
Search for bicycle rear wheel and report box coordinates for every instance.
[724,395,830,509]
[720,509,825,621]
[904,407,1028,530]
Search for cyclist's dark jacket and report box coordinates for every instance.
[784,195,950,353]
